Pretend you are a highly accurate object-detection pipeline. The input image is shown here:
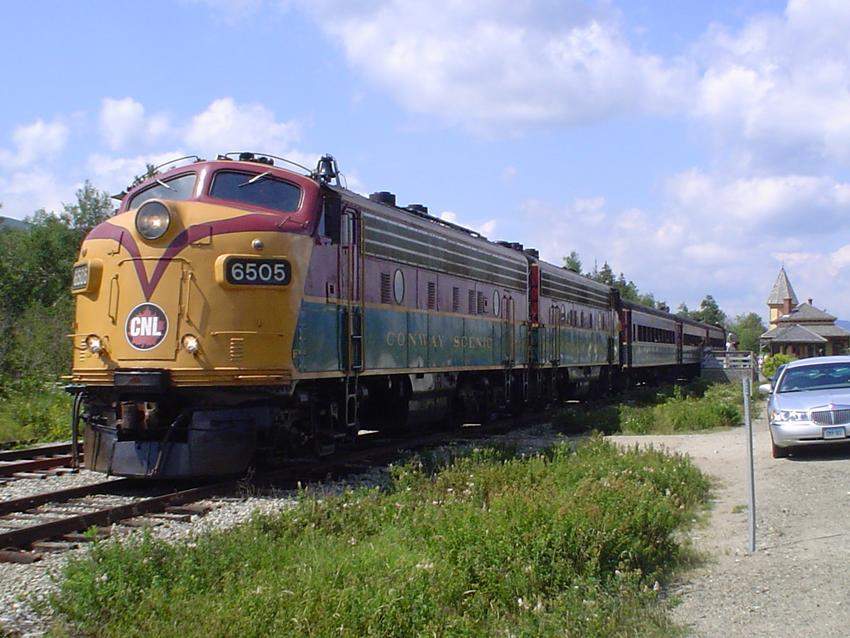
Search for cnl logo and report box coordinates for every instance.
[125,302,168,350]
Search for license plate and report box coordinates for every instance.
[823,426,846,440]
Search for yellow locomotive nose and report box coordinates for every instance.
[70,155,323,477]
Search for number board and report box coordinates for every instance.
[225,258,291,286]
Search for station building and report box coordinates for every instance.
[760,267,850,357]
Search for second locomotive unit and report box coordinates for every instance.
[70,153,723,478]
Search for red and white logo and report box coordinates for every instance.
[125,303,168,350]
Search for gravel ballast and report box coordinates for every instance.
[0,424,564,636]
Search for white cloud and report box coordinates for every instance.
[99,97,170,151]
[307,0,686,131]
[692,0,850,168]
[87,96,308,195]
[440,210,496,237]
[0,169,71,218]
[515,165,850,317]
[87,150,186,195]
[665,169,850,236]
[184,98,300,156]
[0,119,68,168]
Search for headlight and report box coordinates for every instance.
[135,201,171,240]
[182,334,200,354]
[86,335,104,354]
[772,409,808,422]
[72,264,89,291]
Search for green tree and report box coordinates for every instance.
[728,312,767,352]
[613,273,641,304]
[60,180,114,238]
[0,182,111,383]
[694,295,726,326]
[563,250,582,273]
[592,261,615,286]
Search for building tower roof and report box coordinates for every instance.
[767,266,798,306]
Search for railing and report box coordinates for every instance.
[707,349,756,370]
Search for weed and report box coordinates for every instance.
[52,437,709,638]
[0,382,70,445]
[555,380,752,436]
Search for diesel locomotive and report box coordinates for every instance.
[69,153,724,478]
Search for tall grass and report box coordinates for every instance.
[557,380,750,435]
[52,438,709,637]
[0,381,70,445]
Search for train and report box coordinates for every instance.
[69,153,725,478]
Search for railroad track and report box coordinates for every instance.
[0,424,508,563]
[0,442,78,482]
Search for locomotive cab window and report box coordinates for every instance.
[210,171,302,213]
[128,173,196,210]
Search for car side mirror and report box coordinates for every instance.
[758,383,773,396]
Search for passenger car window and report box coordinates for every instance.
[210,171,302,213]
[129,173,196,209]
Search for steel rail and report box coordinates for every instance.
[0,479,130,517]
[0,481,231,550]
[0,424,507,553]
[0,442,72,462]
[0,455,75,477]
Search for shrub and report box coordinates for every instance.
[555,380,748,436]
[762,353,795,379]
[0,381,71,444]
[52,438,709,638]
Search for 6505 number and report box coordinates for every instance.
[225,258,291,286]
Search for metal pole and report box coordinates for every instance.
[742,375,756,553]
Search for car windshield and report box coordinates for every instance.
[777,362,850,393]
[128,173,196,209]
[209,170,302,213]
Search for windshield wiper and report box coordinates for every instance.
[238,172,270,188]
[155,179,174,191]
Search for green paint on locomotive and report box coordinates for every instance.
[535,325,611,366]
[292,301,530,372]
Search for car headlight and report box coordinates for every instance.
[772,409,809,423]
[136,201,171,240]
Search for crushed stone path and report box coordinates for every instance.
[611,418,850,637]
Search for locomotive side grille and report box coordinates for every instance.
[468,290,476,315]
[427,282,436,310]
[477,291,485,315]
[78,337,90,360]
[362,212,527,290]
[380,273,391,304]
[452,286,460,313]
[229,338,245,362]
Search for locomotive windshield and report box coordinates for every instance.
[210,170,302,213]
[128,173,196,209]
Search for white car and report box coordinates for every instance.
[761,356,850,458]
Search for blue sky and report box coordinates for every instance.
[1,0,847,320]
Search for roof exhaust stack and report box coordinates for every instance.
[369,191,397,206]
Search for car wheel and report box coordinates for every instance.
[771,440,790,458]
